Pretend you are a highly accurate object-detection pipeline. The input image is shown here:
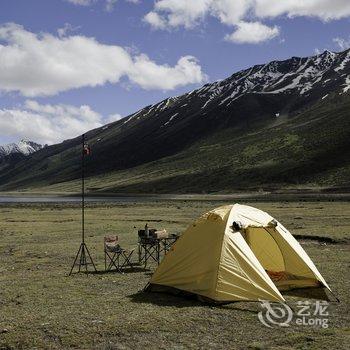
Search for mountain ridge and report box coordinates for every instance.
[0,140,44,158]
[0,49,349,193]
[0,140,44,172]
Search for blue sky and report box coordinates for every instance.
[0,0,349,144]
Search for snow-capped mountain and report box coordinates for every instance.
[1,49,350,192]
[0,140,43,158]
[122,49,350,127]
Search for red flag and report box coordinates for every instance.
[83,144,91,156]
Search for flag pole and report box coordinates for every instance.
[82,133,85,245]
[69,133,97,275]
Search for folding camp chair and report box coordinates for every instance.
[104,235,134,273]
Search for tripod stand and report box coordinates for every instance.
[69,134,97,275]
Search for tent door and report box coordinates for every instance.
[244,227,321,291]
[244,227,285,272]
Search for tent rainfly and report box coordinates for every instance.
[146,204,331,302]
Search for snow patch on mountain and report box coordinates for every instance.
[164,113,179,126]
[0,140,43,158]
[343,76,350,93]
[335,51,350,72]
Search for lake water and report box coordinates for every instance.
[0,192,348,203]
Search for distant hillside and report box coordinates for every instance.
[0,49,350,193]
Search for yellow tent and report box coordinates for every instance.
[147,204,331,302]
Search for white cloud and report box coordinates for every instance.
[333,37,350,51]
[0,101,120,145]
[254,0,350,21]
[57,23,81,38]
[106,113,123,123]
[145,0,211,29]
[105,0,117,12]
[145,0,350,44]
[210,0,252,26]
[24,100,101,123]
[157,0,211,29]
[144,12,167,30]
[66,0,139,11]
[144,0,276,43]
[225,21,279,44]
[66,0,96,6]
[128,55,207,90]
[0,23,206,97]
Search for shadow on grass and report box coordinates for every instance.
[69,265,151,276]
[128,287,334,311]
[284,287,330,301]
[129,290,203,308]
[128,290,259,314]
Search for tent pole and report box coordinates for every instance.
[329,290,340,303]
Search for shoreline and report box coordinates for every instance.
[1,190,350,202]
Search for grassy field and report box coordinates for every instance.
[0,199,349,349]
